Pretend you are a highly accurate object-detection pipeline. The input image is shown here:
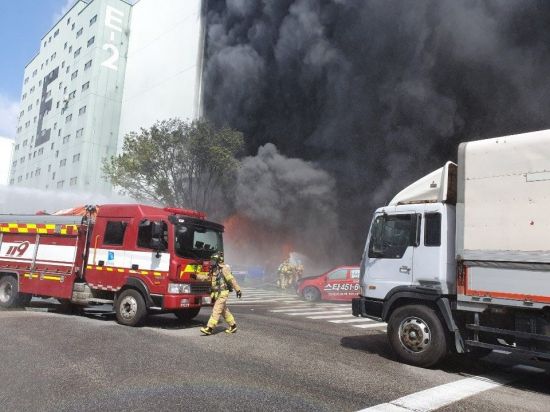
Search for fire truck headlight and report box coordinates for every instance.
[168,283,191,294]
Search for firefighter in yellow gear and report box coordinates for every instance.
[277,259,293,289]
[195,252,242,335]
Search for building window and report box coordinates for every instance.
[51,52,56,60]
[71,70,78,80]
[52,172,56,180]
[69,90,76,99]
[68,45,72,54]
[38,148,44,155]
[54,122,57,130]
[71,23,75,30]
[32,69,37,77]
[28,104,32,111]
[76,128,84,138]
[20,157,25,163]
[61,61,65,68]
[73,153,80,163]
[67,17,71,25]
[70,177,78,186]
[23,140,27,147]
[24,77,29,84]
[60,159,67,167]
[66,114,72,123]
[36,168,41,176]
[57,180,64,188]
[82,81,90,91]
[90,15,97,26]
[79,106,86,116]
[76,28,83,37]
[48,164,52,172]
[87,36,95,47]
[74,47,81,58]
[64,42,67,50]
[58,129,62,137]
[54,29,59,37]
[30,86,35,93]
[84,60,92,70]
[63,134,70,144]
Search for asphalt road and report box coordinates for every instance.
[1,287,549,412]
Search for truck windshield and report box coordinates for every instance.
[368,214,414,259]
[174,224,223,259]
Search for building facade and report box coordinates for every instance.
[10,0,205,194]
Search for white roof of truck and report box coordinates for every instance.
[389,161,457,206]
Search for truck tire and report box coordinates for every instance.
[115,289,147,327]
[174,307,201,321]
[303,287,321,302]
[0,276,30,309]
[387,304,449,368]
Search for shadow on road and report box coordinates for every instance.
[24,299,208,331]
[340,332,550,398]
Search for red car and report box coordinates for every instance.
[296,266,360,302]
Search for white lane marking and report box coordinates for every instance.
[286,310,349,316]
[269,306,335,312]
[329,318,376,324]
[307,314,356,319]
[352,322,387,329]
[359,373,515,412]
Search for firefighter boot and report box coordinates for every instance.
[225,324,237,334]
[200,326,213,335]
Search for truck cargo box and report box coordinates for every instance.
[456,129,550,263]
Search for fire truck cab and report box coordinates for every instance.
[0,204,222,326]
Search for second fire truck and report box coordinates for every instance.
[0,204,223,326]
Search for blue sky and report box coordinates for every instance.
[0,0,74,137]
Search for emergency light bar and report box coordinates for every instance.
[164,207,207,220]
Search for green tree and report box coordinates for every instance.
[102,118,244,212]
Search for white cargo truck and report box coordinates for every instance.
[352,129,550,367]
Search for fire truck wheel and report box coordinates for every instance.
[174,307,201,321]
[115,289,147,327]
[387,304,449,368]
[0,275,29,309]
[303,287,320,302]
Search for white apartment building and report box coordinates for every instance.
[10,0,205,194]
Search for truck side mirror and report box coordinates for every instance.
[151,221,163,238]
[412,214,422,247]
[150,221,165,258]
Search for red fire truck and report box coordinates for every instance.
[0,204,223,326]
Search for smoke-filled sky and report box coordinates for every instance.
[203,0,550,265]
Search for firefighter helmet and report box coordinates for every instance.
[211,252,224,265]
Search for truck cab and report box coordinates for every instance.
[361,202,455,310]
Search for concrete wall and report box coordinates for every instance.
[118,0,205,150]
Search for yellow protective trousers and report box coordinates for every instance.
[206,294,235,328]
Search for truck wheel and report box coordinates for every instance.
[387,305,449,368]
[0,276,30,308]
[303,287,320,302]
[115,289,147,327]
[174,307,201,321]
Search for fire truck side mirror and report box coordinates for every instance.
[151,221,163,238]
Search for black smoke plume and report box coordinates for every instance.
[204,0,550,264]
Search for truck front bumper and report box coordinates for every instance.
[352,296,384,321]
[162,294,212,310]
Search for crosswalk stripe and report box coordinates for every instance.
[352,322,387,329]
[306,314,355,319]
[286,310,349,316]
[328,318,375,324]
[270,306,342,313]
